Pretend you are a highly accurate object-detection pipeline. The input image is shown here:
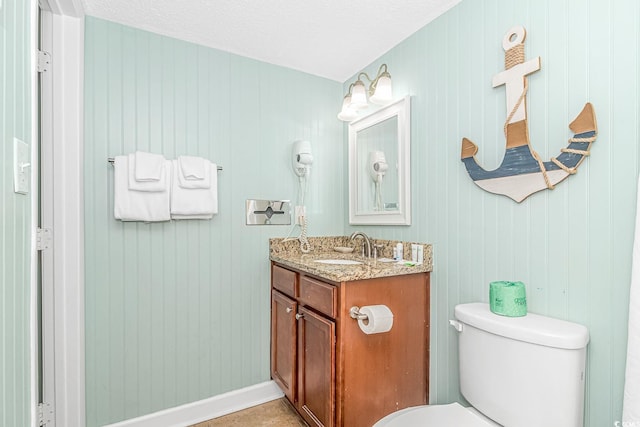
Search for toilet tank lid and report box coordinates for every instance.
[454,303,589,349]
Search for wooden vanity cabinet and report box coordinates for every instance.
[270,262,430,427]
[271,289,297,402]
[297,305,336,426]
[271,265,337,427]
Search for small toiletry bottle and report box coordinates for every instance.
[411,244,418,263]
[416,245,424,265]
[373,244,383,261]
[393,247,398,260]
[396,243,403,261]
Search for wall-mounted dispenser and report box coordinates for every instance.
[369,151,388,211]
[245,199,291,225]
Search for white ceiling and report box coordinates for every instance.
[79,0,461,82]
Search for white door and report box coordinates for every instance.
[38,6,56,427]
[37,4,86,426]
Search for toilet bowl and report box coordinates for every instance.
[372,303,589,427]
[373,402,500,427]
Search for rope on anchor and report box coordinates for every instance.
[551,157,578,175]
[505,44,525,69]
[568,135,597,143]
[550,157,577,174]
[531,149,554,189]
[562,147,591,155]
[503,79,528,138]
[502,77,554,190]
[549,134,597,174]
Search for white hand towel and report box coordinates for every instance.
[134,151,165,181]
[178,155,205,179]
[114,155,171,222]
[170,160,218,218]
[178,156,211,189]
[128,153,168,192]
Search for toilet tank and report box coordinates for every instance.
[453,303,589,427]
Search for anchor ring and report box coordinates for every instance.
[502,25,526,50]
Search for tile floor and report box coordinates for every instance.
[190,398,308,427]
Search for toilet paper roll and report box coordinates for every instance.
[357,305,394,334]
[490,281,527,317]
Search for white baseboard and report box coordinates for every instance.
[105,381,284,427]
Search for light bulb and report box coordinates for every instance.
[337,95,358,121]
[369,74,393,105]
[349,80,368,110]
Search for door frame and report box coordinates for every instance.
[37,1,85,426]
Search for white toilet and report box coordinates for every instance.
[374,302,589,427]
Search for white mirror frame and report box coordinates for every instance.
[348,95,411,225]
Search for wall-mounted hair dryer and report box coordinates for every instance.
[369,151,388,211]
[292,140,313,177]
[290,140,313,253]
[369,151,388,183]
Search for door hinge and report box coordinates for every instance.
[37,227,53,251]
[37,50,51,73]
[37,402,53,426]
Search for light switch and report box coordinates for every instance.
[14,138,30,194]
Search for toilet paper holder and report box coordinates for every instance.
[349,306,368,320]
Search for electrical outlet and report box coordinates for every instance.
[14,138,30,194]
[294,206,305,225]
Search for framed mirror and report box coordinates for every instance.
[348,96,411,225]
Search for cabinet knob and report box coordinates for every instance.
[286,307,293,313]
[295,313,304,320]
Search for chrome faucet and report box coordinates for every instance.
[350,231,372,258]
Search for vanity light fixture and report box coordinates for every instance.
[338,63,393,122]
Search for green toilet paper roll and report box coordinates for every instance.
[490,281,527,317]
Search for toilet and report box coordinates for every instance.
[374,302,589,427]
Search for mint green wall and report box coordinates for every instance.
[346,0,639,425]
[85,0,640,424]
[0,0,32,426]
[83,17,344,426]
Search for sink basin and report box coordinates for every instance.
[314,259,363,265]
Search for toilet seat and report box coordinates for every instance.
[373,402,500,427]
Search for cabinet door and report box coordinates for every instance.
[297,306,336,427]
[271,290,297,402]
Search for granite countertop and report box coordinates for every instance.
[270,236,433,282]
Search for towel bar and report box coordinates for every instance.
[107,157,222,171]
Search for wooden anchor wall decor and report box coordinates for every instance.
[461,26,598,203]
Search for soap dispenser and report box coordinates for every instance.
[395,242,403,261]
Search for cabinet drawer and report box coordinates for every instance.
[299,275,337,318]
[272,265,297,298]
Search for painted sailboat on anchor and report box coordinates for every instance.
[461,26,597,203]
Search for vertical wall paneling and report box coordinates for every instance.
[0,0,32,425]
[83,17,344,426]
[343,0,640,425]
[84,1,640,425]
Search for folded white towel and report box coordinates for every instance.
[170,160,218,218]
[179,155,205,179]
[171,214,214,220]
[177,156,211,189]
[128,153,168,192]
[134,151,165,181]
[114,155,171,222]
